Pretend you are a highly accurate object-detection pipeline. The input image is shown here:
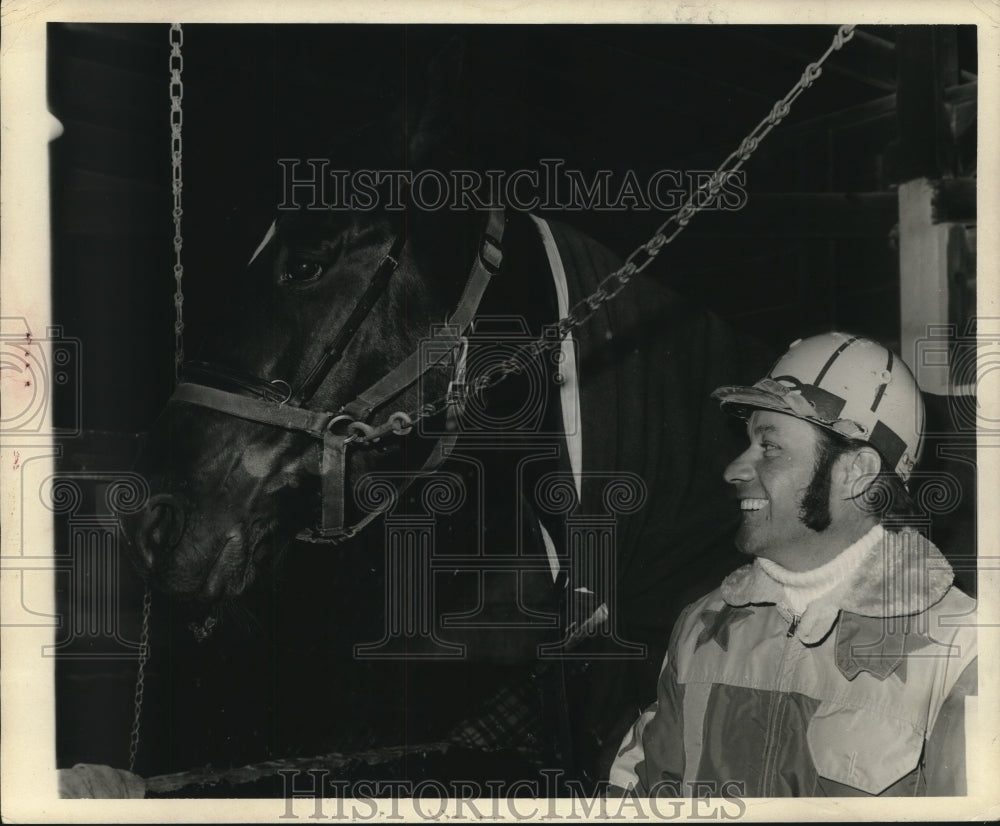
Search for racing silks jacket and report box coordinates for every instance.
[609,528,977,796]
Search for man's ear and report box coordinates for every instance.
[838,446,882,502]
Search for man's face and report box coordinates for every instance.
[723,409,828,568]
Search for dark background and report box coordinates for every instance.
[47,23,978,792]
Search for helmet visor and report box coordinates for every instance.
[711,377,845,423]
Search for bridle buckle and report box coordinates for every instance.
[479,233,503,275]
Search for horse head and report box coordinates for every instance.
[121,43,489,605]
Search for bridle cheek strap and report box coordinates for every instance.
[320,427,350,536]
[293,233,407,406]
[340,207,505,422]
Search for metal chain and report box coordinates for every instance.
[128,585,152,773]
[170,23,185,384]
[127,23,181,772]
[349,24,856,445]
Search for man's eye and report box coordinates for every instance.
[279,258,325,284]
[762,441,779,451]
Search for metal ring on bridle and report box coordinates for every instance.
[326,414,357,436]
[269,379,292,404]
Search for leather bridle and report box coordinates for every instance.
[169,207,506,543]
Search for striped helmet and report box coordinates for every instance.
[711,333,924,483]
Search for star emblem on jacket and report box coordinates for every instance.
[695,604,754,651]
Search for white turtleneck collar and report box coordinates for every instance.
[756,524,885,616]
[720,526,955,644]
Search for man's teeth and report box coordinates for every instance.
[740,498,768,511]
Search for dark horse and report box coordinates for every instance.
[120,45,772,787]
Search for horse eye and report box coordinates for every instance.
[279,257,325,284]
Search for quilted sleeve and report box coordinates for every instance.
[608,645,686,795]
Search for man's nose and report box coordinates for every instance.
[724,447,754,485]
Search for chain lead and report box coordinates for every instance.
[127,22,180,771]
[346,25,856,442]
[170,23,185,385]
[128,585,152,773]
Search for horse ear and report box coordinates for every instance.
[408,36,468,170]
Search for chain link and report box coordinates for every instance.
[170,23,185,384]
[126,23,181,770]
[128,585,152,773]
[345,25,855,444]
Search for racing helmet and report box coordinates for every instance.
[711,332,925,483]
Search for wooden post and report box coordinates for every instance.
[898,179,952,393]
[894,26,963,390]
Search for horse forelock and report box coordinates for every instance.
[248,220,276,267]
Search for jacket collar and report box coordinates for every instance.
[720,527,955,645]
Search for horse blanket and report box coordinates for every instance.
[451,216,774,780]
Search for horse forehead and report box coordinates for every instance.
[278,211,392,248]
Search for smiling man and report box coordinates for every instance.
[609,333,977,797]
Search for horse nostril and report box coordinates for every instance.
[132,493,186,570]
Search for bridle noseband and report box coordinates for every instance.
[170,208,506,543]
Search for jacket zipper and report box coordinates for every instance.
[760,616,800,793]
